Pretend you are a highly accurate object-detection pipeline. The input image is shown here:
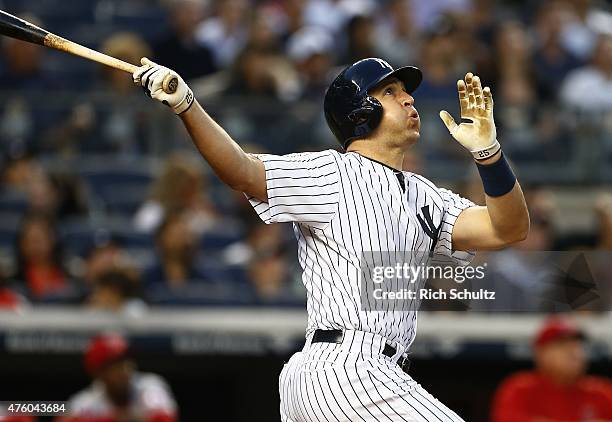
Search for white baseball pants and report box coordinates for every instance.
[279,330,465,422]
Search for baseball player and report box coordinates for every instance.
[133,57,529,421]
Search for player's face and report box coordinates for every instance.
[536,338,587,383]
[370,78,420,145]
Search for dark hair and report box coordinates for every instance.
[96,269,140,299]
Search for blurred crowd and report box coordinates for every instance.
[0,0,611,310]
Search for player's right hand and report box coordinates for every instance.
[439,72,500,161]
[133,58,194,115]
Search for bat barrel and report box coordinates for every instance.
[0,9,176,94]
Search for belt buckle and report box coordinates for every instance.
[397,354,410,372]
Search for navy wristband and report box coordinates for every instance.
[475,152,516,197]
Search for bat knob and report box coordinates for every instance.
[162,74,178,94]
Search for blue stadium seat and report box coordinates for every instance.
[145,281,255,306]
[115,229,153,249]
[77,160,154,210]
[60,220,109,257]
[0,190,29,214]
[103,184,148,217]
[0,212,22,249]
[0,226,17,249]
[199,221,245,251]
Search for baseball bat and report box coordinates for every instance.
[0,9,178,94]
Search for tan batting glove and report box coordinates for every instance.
[439,73,500,161]
[133,58,194,115]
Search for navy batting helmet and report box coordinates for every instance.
[324,58,422,149]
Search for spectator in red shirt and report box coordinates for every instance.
[492,316,612,422]
[56,333,177,422]
[14,213,68,299]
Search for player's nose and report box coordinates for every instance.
[401,93,414,108]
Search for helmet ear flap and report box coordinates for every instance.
[348,96,382,124]
[346,96,383,141]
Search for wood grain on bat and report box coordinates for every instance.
[44,33,137,73]
[0,9,178,94]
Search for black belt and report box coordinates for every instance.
[312,329,411,373]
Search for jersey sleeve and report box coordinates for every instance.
[245,150,340,229]
[434,188,476,265]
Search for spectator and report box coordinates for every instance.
[223,221,286,266]
[415,21,462,101]
[0,14,59,156]
[415,20,466,159]
[1,416,36,422]
[245,226,300,304]
[14,213,70,300]
[154,0,216,81]
[595,193,612,250]
[28,171,89,220]
[247,243,296,303]
[374,0,420,68]
[143,212,209,288]
[0,14,60,92]
[248,9,282,52]
[47,32,156,156]
[262,0,308,43]
[0,271,28,310]
[1,155,89,220]
[286,26,334,100]
[302,0,374,35]
[302,0,349,35]
[134,153,217,234]
[559,0,605,61]
[409,0,471,32]
[560,34,612,111]
[469,188,557,312]
[224,44,301,102]
[533,1,583,101]
[86,268,145,316]
[490,21,542,158]
[57,333,177,422]
[492,316,612,421]
[83,240,125,287]
[195,0,250,68]
[341,14,377,65]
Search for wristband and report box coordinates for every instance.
[476,152,516,197]
[174,88,194,115]
[472,139,501,160]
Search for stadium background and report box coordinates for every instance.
[0,0,611,420]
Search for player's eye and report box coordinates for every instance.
[385,87,394,95]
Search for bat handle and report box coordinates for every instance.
[162,74,178,94]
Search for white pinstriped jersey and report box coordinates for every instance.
[248,149,475,350]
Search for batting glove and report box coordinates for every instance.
[439,72,500,161]
[133,58,194,115]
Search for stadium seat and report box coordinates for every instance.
[199,221,245,251]
[0,190,29,214]
[76,159,155,214]
[103,184,148,217]
[60,220,110,257]
[145,281,255,307]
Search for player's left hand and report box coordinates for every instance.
[439,72,500,161]
[133,58,194,115]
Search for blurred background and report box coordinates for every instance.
[0,0,611,421]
